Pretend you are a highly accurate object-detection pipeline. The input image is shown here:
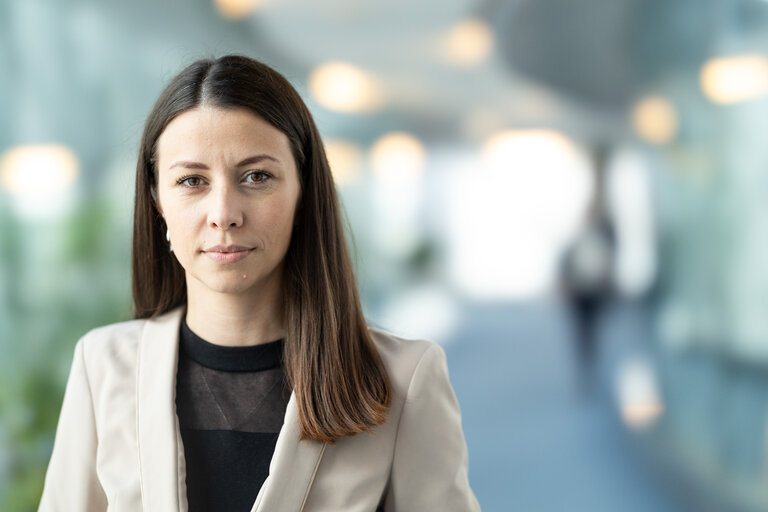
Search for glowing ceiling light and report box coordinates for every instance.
[324,139,363,186]
[631,96,678,144]
[1,144,79,196]
[370,132,426,180]
[700,54,768,104]
[309,62,383,113]
[0,144,79,219]
[214,0,262,20]
[440,18,494,67]
[482,129,577,170]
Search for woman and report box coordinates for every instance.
[38,55,480,512]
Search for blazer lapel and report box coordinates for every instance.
[137,306,186,512]
[135,305,325,512]
[251,393,327,512]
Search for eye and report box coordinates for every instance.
[177,175,204,187]
[244,170,272,184]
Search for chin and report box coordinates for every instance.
[189,273,253,296]
[188,265,282,297]
[212,279,254,295]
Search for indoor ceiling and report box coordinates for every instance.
[239,0,768,145]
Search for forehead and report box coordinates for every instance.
[156,106,294,165]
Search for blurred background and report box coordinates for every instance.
[2,0,768,510]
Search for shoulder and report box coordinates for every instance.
[81,317,146,344]
[369,329,479,511]
[71,307,184,402]
[76,307,183,365]
[367,327,448,396]
[75,317,147,377]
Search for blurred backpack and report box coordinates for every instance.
[562,220,615,296]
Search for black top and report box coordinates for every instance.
[175,319,290,512]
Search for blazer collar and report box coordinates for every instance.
[136,306,326,512]
[137,306,187,511]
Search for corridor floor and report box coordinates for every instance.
[442,301,689,512]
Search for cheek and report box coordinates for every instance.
[261,202,298,245]
[164,202,202,242]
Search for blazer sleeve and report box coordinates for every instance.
[384,343,481,512]
[38,336,108,512]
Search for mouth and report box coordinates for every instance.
[202,245,255,264]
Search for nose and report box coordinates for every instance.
[206,184,244,230]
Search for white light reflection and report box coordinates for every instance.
[446,130,592,299]
[607,149,657,297]
[0,144,79,219]
[616,357,664,431]
[370,132,427,258]
[378,284,460,345]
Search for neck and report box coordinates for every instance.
[184,279,286,347]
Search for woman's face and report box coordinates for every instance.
[154,106,301,300]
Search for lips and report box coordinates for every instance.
[202,245,255,264]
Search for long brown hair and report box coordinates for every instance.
[131,55,391,442]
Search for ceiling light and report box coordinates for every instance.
[370,132,426,180]
[1,144,79,219]
[324,139,363,186]
[309,62,383,113]
[631,96,678,144]
[440,18,494,67]
[700,54,768,104]
[214,0,262,20]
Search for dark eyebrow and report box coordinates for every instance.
[169,154,280,170]
[169,161,208,170]
[235,154,280,167]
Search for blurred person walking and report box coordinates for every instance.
[560,147,616,395]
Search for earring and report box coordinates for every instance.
[166,229,173,253]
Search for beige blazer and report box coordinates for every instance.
[38,307,481,511]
